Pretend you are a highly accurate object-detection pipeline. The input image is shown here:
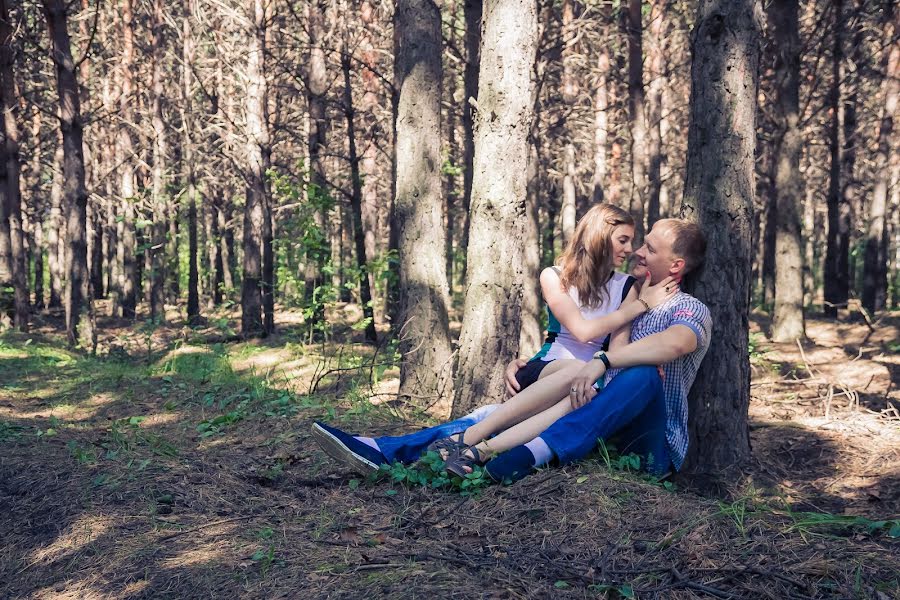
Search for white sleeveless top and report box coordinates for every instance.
[540,271,633,362]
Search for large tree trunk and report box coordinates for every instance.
[241,0,273,336]
[43,0,94,348]
[0,0,28,330]
[393,0,455,415]
[679,0,761,475]
[770,0,805,342]
[340,39,377,343]
[149,0,167,322]
[459,0,482,281]
[863,5,897,312]
[519,137,542,356]
[452,0,537,417]
[824,0,850,318]
[625,0,647,240]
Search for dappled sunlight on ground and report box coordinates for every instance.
[161,540,229,569]
[28,515,111,565]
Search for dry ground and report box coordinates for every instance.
[0,305,898,599]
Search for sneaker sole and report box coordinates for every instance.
[310,423,381,475]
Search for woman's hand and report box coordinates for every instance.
[568,360,607,409]
[638,274,678,309]
[505,358,528,397]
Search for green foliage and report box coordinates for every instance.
[0,420,25,442]
[378,451,492,496]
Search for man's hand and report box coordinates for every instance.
[505,358,528,397]
[568,359,607,409]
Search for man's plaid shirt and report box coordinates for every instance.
[605,291,712,470]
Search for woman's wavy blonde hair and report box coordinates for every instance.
[557,203,634,308]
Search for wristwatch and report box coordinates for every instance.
[592,350,611,369]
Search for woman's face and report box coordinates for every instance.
[609,224,635,267]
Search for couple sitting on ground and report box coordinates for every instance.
[312,204,712,483]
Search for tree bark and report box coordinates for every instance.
[341,38,377,343]
[48,141,63,309]
[559,0,577,246]
[149,0,167,322]
[0,0,28,329]
[43,0,94,348]
[591,44,610,203]
[453,0,537,417]
[241,0,273,336]
[646,0,668,226]
[393,0,455,414]
[863,4,897,312]
[770,0,805,342]
[183,0,200,324]
[824,0,850,318]
[459,0,481,281]
[679,0,762,475]
[118,0,137,319]
[625,0,648,240]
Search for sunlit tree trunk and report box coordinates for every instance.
[182,0,200,324]
[453,0,537,416]
[862,5,897,312]
[646,0,668,226]
[680,0,762,475]
[559,0,577,246]
[591,44,610,203]
[770,0,805,342]
[48,141,63,309]
[43,0,95,348]
[118,0,137,319]
[242,0,274,336]
[149,0,167,322]
[393,0,455,414]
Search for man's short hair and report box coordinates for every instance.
[657,218,707,273]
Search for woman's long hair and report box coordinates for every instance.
[557,203,634,308]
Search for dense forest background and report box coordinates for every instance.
[1,1,899,597]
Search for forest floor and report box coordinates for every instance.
[0,304,898,599]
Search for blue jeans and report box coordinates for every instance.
[375,404,500,464]
[541,365,671,475]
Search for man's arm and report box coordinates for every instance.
[569,324,698,407]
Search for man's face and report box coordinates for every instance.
[631,223,681,284]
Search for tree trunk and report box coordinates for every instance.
[118,0,137,319]
[149,0,167,322]
[625,0,647,240]
[0,0,28,329]
[824,0,850,318]
[241,0,273,336]
[591,44,610,203]
[43,0,94,348]
[459,0,482,280]
[679,0,761,475]
[218,200,234,291]
[452,0,537,417]
[48,142,63,309]
[559,0,577,246]
[183,0,200,324]
[646,0,667,226]
[304,0,329,310]
[862,5,897,312]
[770,0,805,342]
[341,39,377,343]
[393,0,455,414]
[519,137,542,356]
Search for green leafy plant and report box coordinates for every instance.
[377,451,492,496]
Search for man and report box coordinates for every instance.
[312,218,711,482]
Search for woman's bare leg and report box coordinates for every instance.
[535,358,580,380]
[459,360,584,446]
[469,397,573,461]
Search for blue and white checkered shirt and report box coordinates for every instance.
[605,292,712,470]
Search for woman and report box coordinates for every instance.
[310,204,675,476]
